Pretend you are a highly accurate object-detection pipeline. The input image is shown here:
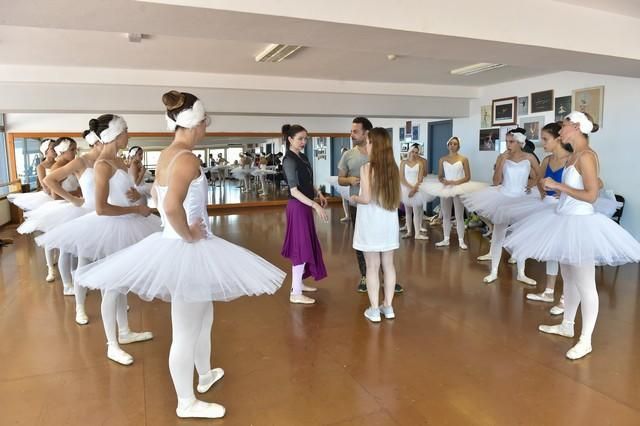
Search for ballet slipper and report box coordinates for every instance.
[483,272,498,283]
[75,305,89,325]
[517,274,537,286]
[107,345,134,366]
[289,294,315,304]
[176,398,225,419]
[197,368,225,393]
[477,253,492,261]
[566,339,592,360]
[301,284,317,292]
[435,238,450,247]
[458,239,468,250]
[538,322,574,338]
[118,330,154,345]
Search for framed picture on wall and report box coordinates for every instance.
[573,86,604,127]
[491,97,517,126]
[412,126,419,141]
[520,116,545,143]
[399,127,405,141]
[405,121,412,141]
[400,152,408,161]
[401,142,409,152]
[479,128,499,151]
[531,90,554,113]
[554,96,572,121]
[517,97,529,116]
[480,105,492,128]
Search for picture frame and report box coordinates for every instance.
[554,96,572,121]
[479,128,499,151]
[517,97,528,116]
[400,152,408,161]
[412,126,419,141]
[530,90,554,113]
[399,127,405,141]
[491,97,517,126]
[572,86,604,128]
[400,142,409,152]
[405,121,412,141]
[520,116,545,143]
[480,105,492,128]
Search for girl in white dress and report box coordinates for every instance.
[75,92,285,418]
[461,130,539,285]
[128,146,153,202]
[505,112,640,360]
[351,128,401,322]
[7,139,58,212]
[423,137,486,249]
[400,145,430,240]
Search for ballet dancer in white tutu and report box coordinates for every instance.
[461,129,539,285]
[7,139,58,212]
[27,131,104,295]
[75,91,285,418]
[17,137,79,282]
[400,144,432,241]
[505,112,640,360]
[128,146,153,202]
[37,115,157,362]
[422,136,487,249]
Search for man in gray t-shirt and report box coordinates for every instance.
[338,117,403,294]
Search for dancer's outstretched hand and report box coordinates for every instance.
[313,203,329,223]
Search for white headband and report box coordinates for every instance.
[84,131,100,146]
[39,140,52,156]
[98,116,127,144]
[165,99,206,131]
[510,132,527,144]
[129,147,141,158]
[565,111,594,134]
[54,140,72,156]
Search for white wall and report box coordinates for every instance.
[453,71,640,238]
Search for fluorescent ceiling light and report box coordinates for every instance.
[255,44,304,63]
[450,63,505,76]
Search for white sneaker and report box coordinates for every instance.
[477,253,492,261]
[118,330,154,345]
[379,305,395,319]
[538,323,574,338]
[301,284,318,292]
[435,239,450,247]
[45,267,56,283]
[566,339,592,360]
[526,290,554,303]
[364,307,381,323]
[197,368,225,393]
[289,294,315,304]
[176,399,225,419]
[458,240,468,250]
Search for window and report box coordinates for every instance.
[0,115,10,196]
[144,150,161,169]
[13,137,42,190]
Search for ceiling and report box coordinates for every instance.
[555,0,640,18]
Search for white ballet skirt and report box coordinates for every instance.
[231,165,253,180]
[461,159,533,225]
[327,176,353,204]
[17,174,81,234]
[353,193,400,252]
[74,162,285,302]
[7,191,53,212]
[504,165,640,266]
[36,168,161,261]
[400,163,434,207]
[421,160,488,198]
[251,165,276,177]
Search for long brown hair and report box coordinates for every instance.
[368,128,400,211]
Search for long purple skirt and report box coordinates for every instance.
[281,199,327,281]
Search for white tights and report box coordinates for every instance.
[74,257,91,308]
[291,263,305,295]
[441,196,465,240]
[490,223,528,277]
[44,248,55,269]
[561,263,598,343]
[405,206,423,235]
[58,251,77,289]
[545,261,559,290]
[169,301,214,402]
[101,290,131,347]
[364,251,396,308]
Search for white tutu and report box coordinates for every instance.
[18,201,90,235]
[421,177,488,198]
[7,191,53,212]
[74,232,286,302]
[461,187,544,224]
[401,184,434,207]
[593,197,620,218]
[327,176,353,204]
[251,169,276,177]
[504,210,640,266]
[35,212,162,261]
[231,167,253,180]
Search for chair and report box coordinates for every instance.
[611,194,625,224]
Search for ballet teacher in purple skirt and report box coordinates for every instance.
[280,124,328,305]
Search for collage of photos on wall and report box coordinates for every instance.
[479,86,604,153]
[399,120,422,160]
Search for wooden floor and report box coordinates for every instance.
[1,206,639,425]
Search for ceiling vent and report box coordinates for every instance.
[255,44,304,63]
[450,63,505,76]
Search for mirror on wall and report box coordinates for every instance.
[11,134,352,206]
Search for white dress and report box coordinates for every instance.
[35,166,161,261]
[17,174,80,234]
[353,195,400,252]
[461,159,538,225]
[401,163,434,207]
[7,168,54,211]
[74,159,286,302]
[504,165,640,266]
[421,160,488,198]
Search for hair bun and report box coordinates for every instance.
[162,90,185,111]
[281,124,291,135]
[88,118,100,132]
[82,129,90,138]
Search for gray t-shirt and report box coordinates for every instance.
[338,147,369,196]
